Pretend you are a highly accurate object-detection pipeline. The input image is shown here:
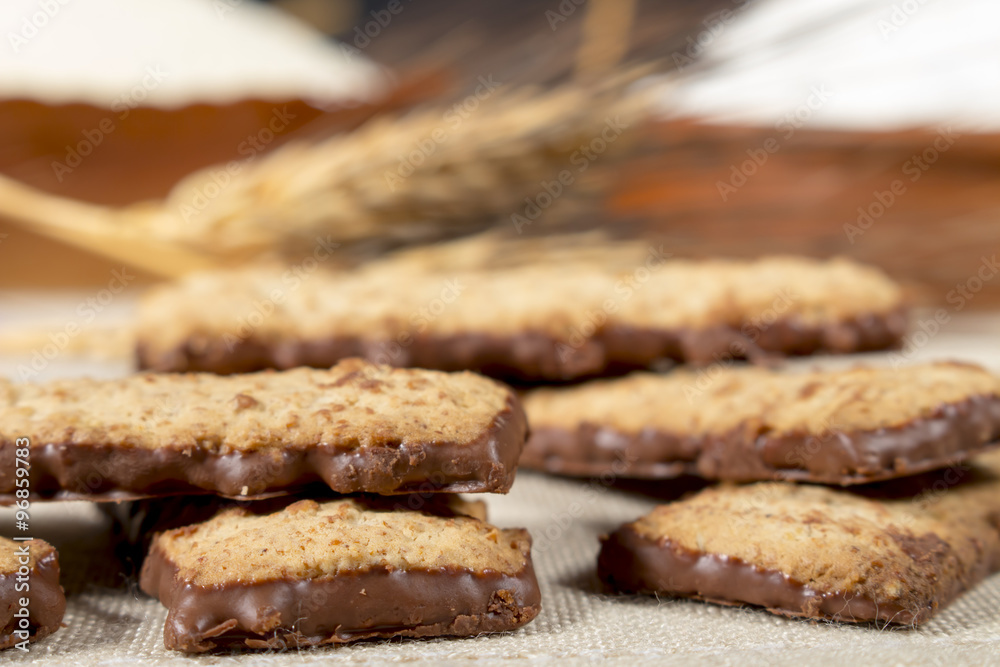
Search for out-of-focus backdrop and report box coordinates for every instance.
[3,5,1000,664]
[1,0,998,307]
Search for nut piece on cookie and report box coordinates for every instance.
[1,537,65,650]
[139,497,541,652]
[0,359,527,501]
[135,254,905,381]
[522,361,1000,484]
[598,450,1000,624]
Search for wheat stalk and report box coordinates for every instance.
[0,77,650,275]
[159,79,649,253]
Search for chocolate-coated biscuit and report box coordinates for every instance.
[521,361,1000,484]
[0,359,527,501]
[1,537,65,650]
[139,497,541,652]
[598,449,1000,624]
[135,254,904,381]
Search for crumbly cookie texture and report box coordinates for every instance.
[525,361,1000,437]
[0,537,51,575]
[149,498,528,586]
[0,359,512,453]
[109,494,489,565]
[0,359,526,498]
[1,538,66,650]
[140,498,541,652]
[598,449,1000,624]
[135,254,904,376]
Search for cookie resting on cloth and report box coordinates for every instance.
[598,449,1000,625]
[139,497,541,652]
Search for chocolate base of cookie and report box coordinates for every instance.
[519,426,698,479]
[522,394,1000,485]
[0,547,66,650]
[0,397,526,501]
[597,528,926,625]
[140,543,542,652]
[136,310,906,382]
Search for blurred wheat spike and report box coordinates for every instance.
[0,78,650,276]
[161,80,645,253]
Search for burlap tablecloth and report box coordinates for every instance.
[3,472,999,666]
[2,304,999,665]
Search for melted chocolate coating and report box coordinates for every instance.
[597,528,921,624]
[137,311,906,382]
[0,547,65,650]
[0,396,526,503]
[522,395,1000,485]
[140,538,541,652]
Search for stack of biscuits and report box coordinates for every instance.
[1,360,540,651]
[537,362,1000,624]
[131,233,1000,627]
[6,232,1000,653]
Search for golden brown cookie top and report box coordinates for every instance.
[0,359,517,453]
[628,449,1000,608]
[136,255,902,354]
[151,498,532,586]
[525,361,1000,437]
